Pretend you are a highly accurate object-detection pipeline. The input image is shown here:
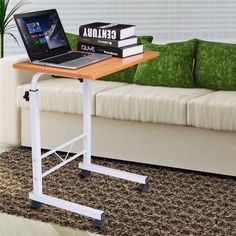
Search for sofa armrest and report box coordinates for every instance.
[0,54,33,145]
[0,54,51,145]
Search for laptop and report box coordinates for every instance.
[14,9,111,69]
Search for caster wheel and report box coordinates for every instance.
[80,169,91,179]
[31,200,42,210]
[94,213,105,228]
[138,179,150,193]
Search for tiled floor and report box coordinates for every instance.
[0,143,101,236]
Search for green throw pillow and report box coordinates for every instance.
[98,35,153,83]
[133,39,197,88]
[137,36,153,44]
[66,33,80,49]
[194,40,236,91]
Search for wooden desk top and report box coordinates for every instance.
[13,51,159,80]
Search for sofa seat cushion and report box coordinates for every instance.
[188,91,236,131]
[17,79,127,115]
[96,84,212,125]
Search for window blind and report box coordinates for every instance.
[4,0,236,56]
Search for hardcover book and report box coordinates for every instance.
[79,22,135,40]
[77,42,143,58]
[79,36,138,48]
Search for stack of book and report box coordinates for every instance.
[77,22,143,58]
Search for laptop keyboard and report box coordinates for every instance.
[41,52,90,64]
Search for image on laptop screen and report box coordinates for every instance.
[16,11,68,55]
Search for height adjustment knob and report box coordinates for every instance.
[23,91,30,101]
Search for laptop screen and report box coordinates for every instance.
[14,9,70,61]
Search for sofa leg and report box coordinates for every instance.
[30,200,42,210]
[79,169,91,178]
[138,178,150,192]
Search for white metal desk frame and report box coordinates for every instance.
[27,72,149,227]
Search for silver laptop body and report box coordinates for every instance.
[33,51,111,70]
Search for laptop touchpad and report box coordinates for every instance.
[62,57,97,67]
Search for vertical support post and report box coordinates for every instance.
[29,72,44,196]
[82,79,92,166]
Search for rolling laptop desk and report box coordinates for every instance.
[13,51,159,227]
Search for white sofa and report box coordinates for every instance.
[1,54,236,176]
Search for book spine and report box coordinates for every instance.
[77,42,122,57]
[79,26,121,40]
[79,37,119,47]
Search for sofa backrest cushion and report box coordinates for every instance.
[194,40,236,91]
[133,39,197,88]
[98,36,153,83]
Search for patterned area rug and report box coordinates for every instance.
[0,147,236,236]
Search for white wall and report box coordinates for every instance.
[4,0,236,56]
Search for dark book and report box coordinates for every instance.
[77,42,143,58]
[79,22,135,40]
[79,36,138,48]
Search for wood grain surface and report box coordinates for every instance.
[13,51,159,80]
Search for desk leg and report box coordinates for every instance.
[28,74,104,227]
[28,73,44,208]
[79,79,149,192]
[27,73,148,228]
[80,79,92,178]
[83,79,92,165]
